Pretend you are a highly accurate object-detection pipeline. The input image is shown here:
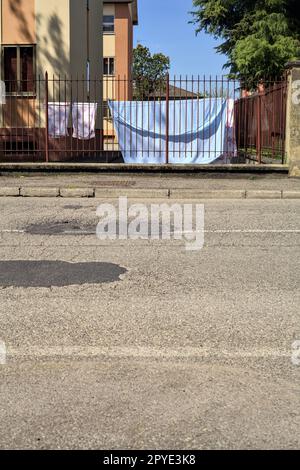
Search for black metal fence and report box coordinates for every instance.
[0,74,288,164]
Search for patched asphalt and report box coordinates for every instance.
[0,260,127,288]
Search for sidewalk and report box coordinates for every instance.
[0,172,299,198]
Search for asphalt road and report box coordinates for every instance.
[0,196,299,449]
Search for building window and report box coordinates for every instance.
[103,57,115,76]
[2,45,35,94]
[103,15,115,33]
[103,101,112,120]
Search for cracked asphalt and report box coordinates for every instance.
[0,195,299,449]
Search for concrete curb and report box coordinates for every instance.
[0,187,20,197]
[95,188,169,199]
[0,162,289,174]
[169,190,246,199]
[60,188,95,198]
[282,191,300,199]
[20,187,60,198]
[1,187,300,199]
[246,190,283,199]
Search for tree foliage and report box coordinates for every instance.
[191,0,300,88]
[133,44,170,99]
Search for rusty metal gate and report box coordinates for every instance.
[235,80,287,164]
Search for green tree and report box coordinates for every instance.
[133,44,170,99]
[191,0,300,89]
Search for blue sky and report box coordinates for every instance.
[134,0,227,77]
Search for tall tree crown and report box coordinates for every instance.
[192,0,300,88]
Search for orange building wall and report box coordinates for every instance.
[1,0,36,44]
[115,3,133,99]
[1,0,36,128]
[3,98,36,127]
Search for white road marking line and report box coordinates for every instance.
[0,229,25,233]
[174,230,300,235]
[202,229,300,234]
[0,229,300,235]
[63,230,95,235]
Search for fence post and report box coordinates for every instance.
[285,61,300,176]
[45,72,49,163]
[165,73,170,164]
[256,87,262,164]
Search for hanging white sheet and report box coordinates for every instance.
[108,98,237,164]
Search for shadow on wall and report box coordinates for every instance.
[8,0,70,76]
[2,0,70,129]
[7,0,35,43]
[36,13,70,80]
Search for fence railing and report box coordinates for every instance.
[235,80,288,164]
[0,75,287,164]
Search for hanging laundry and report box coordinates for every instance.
[48,103,71,139]
[108,98,237,164]
[215,98,237,163]
[224,98,237,158]
[72,103,98,140]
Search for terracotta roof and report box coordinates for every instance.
[150,85,202,100]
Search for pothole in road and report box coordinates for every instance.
[0,261,127,287]
[63,205,83,210]
[25,221,95,235]
[25,221,177,237]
